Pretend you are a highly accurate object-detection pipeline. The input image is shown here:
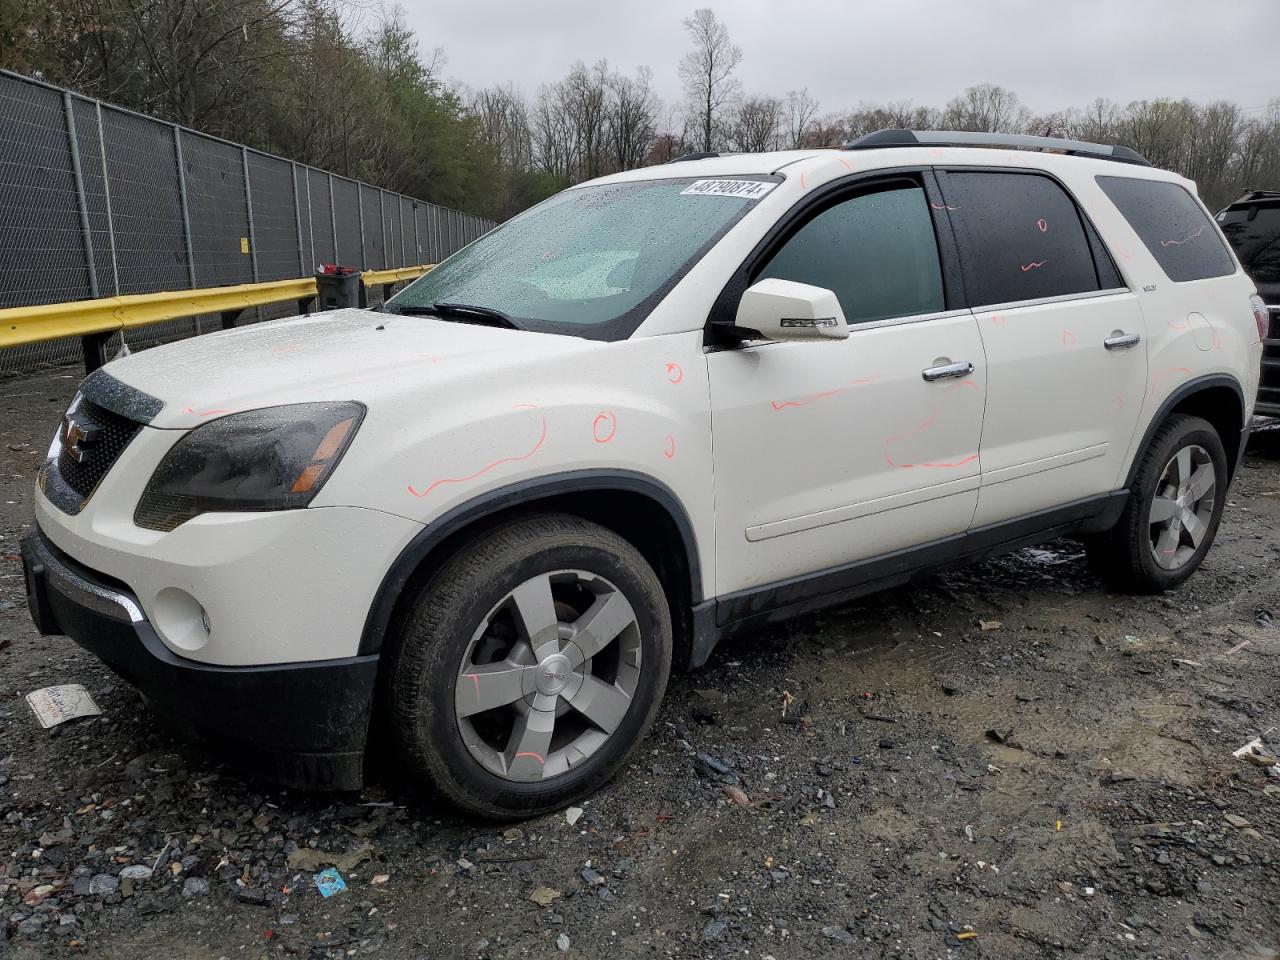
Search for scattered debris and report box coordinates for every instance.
[287,841,372,872]
[313,868,346,898]
[565,806,584,827]
[529,886,562,907]
[25,684,101,728]
[979,619,1002,631]
[723,785,751,806]
[556,933,571,952]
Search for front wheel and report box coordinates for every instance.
[1086,413,1228,593]
[387,514,672,819]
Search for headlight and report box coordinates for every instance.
[134,402,364,532]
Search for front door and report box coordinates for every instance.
[707,176,987,604]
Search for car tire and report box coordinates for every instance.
[386,513,672,819]
[1085,414,1228,593]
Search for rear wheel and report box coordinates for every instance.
[1086,414,1227,593]
[387,514,672,818]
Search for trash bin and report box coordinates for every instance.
[314,264,363,310]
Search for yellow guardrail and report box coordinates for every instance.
[0,265,434,351]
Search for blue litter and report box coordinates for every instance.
[851,756,862,765]
[314,867,346,897]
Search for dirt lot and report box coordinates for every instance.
[0,367,1277,960]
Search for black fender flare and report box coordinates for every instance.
[1123,373,1247,488]
[358,469,704,655]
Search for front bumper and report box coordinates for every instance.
[21,523,377,790]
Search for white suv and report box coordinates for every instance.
[21,131,1266,818]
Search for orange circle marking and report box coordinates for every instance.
[665,362,684,384]
[592,411,617,444]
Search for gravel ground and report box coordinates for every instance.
[1,368,1278,960]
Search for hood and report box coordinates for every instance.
[99,308,597,428]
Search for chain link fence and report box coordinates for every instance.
[0,69,494,376]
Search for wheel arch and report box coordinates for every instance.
[1125,374,1247,488]
[359,470,705,669]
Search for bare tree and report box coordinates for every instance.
[942,83,1030,133]
[606,66,660,172]
[784,88,819,149]
[678,8,742,152]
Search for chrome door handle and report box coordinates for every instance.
[922,361,974,381]
[1104,333,1141,350]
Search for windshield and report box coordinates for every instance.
[1220,203,1280,284]
[387,176,776,339]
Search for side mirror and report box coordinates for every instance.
[734,278,849,342]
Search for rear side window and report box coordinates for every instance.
[1219,204,1280,284]
[757,183,945,324]
[941,172,1101,307]
[1097,176,1235,282]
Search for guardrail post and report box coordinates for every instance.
[378,188,388,270]
[291,161,306,282]
[81,332,110,372]
[220,310,241,330]
[241,147,260,284]
[412,201,420,264]
[174,127,198,290]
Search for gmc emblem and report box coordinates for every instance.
[62,412,100,464]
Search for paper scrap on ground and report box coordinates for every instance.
[314,867,346,897]
[26,685,101,728]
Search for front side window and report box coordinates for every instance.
[942,171,1101,307]
[1097,176,1236,283]
[756,183,945,324]
[1219,203,1280,285]
[388,177,772,340]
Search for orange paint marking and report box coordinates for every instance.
[1020,260,1048,272]
[1117,247,1135,261]
[1160,225,1206,247]
[182,406,235,417]
[930,202,958,211]
[883,382,979,468]
[1036,218,1048,232]
[836,156,853,172]
[665,361,684,384]
[991,313,1006,326]
[466,673,480,696]
[592,410,617,443]
[1060,330,1078,348]
[1211,327,1222,350]
[407,414,548,498]
[514,751,545,765]
[1112,392,1125,409]
[770,375,880,411]
[663,435,677,460]
[1150,366,1193,393]
[799,171,808,190]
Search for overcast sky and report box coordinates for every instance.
[404,0,1275,119]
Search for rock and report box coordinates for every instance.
[565,807,584,827]
[817,788,836,809]
[182,877,210,898]
[723,785,750,806]
[702,920,729,942]
[979,619,1002,631]
[1224,813,1250,828]
[236,887,269,906]
[88,874,118,896]
[16,916,45,937]
[822,925,856,944]
[691,689,727,723]
[940,676,963,695]
[530,887,562,907]
[580,868,605,887]
[556,933,570,952]
[696,752,731,776]
[119,865,153,881]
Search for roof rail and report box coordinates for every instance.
[1230,189,1280,204]
[843,129,1151,167]
[670,151,721,163]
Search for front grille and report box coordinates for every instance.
[57,399,144,500]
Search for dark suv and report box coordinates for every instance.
[1219,190,1280,415]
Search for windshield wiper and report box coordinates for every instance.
[381,302,524,330]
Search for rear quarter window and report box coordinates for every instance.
[1219,204,1280,285]
[940,171,1102,308]
[1096,176,1236,282]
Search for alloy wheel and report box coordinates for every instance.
[453,569,642,782]
[1148,443,1216,571]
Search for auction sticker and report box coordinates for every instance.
[26,684,102,728]
[680,179,776,199]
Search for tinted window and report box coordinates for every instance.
[942,172,1100,307]
[1097,176,1235,282]
[757,184,944,324]
[1219,204,1280,284]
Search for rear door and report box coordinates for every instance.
[937,169,1148,527]
[706,174,987,602]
